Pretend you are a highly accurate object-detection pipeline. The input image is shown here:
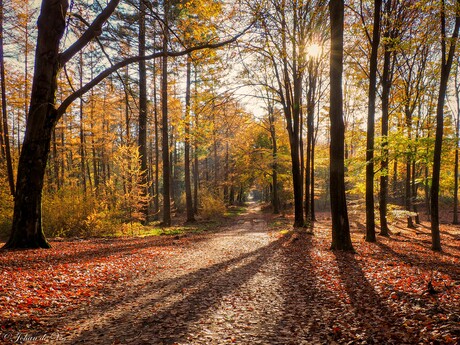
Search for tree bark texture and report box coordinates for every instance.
[329,0,353,251]
[379,47,392,236]
[3,0,69,249]
[0,0,15,196]
[365,0,382,242]
[184,56,195,222]
[138,0,149,221]
[430,0,460,251]
[161,5,171,226]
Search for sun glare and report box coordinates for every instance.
[307,44,322,59]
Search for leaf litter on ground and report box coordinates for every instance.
[0,210,458,344]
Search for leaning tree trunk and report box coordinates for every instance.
[3,0,69,249]
[329,0,353,251]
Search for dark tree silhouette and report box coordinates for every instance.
[430,0,460,251]
[365,0,382,243]
[329,0,353,251]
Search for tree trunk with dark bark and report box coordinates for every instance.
[184,56,195,222]
[161,5,171,226]
[138,0,149,221]
[379,47,392,236]
[365,0,382,242]
[79,52,86,194]
[430,0,460,251]
[153,57,160,220]
[269,107,280,214]
[3,0,69,249]
[329,0,353,251]
[453,64,459,224]
[0,0,14,196]
[305,60,316,223]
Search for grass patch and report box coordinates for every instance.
[224,205,247,217]
[269,220,287,228]
[114,219,224,238]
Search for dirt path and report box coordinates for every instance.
[10,203,458,345]
[52,203,302,345]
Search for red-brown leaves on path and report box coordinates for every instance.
[0,236,185,338]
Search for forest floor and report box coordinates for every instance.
[0,203,459,344]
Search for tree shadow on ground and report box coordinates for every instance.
[60,235,286,344]
[266,231,340,344]
[334,250,412,344]
[0,234,210,269]
[392,232,460,254]
[375,241,460,280]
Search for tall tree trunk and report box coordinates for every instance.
[430,0,460,251]
[153,54,160,220]
[413,112,421,224]
[193,120,199,212]
[3,0,69,249]
[379,46,392,236]
[138,0,149,221]
[269,105,280,214]
[278,0,304,227]
[124,66,131,143]
[184,58,195,221]
[212,109,218,193]
[310,133,315,221]
[90,89,99,193]
[60,118,65,186]
[329,0,353,251]
[305,61,315,222]
[79,51,86,194]
[161,4,171,226]
[224,139,229,204]
[453,63,459,224]
[193,140,199,213]
[0,0,14,196]
[170,130,176,207]
[411,157,420,224]
[24,5,29,124]
[290,134,304,227]
[365,0,382,242]
[405,121,415,228]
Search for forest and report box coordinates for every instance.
[0,0,459,344]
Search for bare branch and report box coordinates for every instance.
[57,24,254,118]
[59,0,120,66]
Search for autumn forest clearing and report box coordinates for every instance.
[0,203,458,344]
